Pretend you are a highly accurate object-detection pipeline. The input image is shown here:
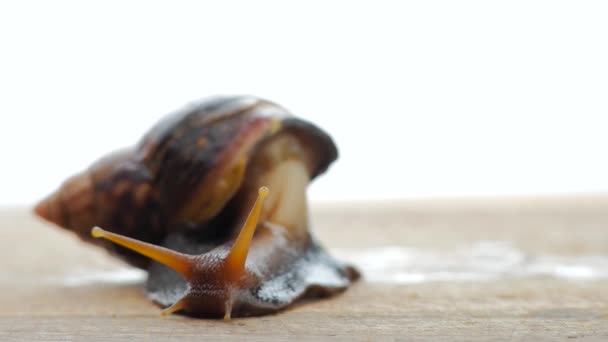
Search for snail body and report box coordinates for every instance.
[35,96,359,318]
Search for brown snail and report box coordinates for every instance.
[35,96,359,319]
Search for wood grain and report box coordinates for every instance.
[1,195,608,341]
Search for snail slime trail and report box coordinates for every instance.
[35,95,359,319]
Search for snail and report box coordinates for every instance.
[34,96,359,319]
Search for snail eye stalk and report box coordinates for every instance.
[224,186,269,282]
[91,227,193,279]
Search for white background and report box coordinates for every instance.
[1,1,607,205]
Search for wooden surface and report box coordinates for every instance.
[1,195,608,341]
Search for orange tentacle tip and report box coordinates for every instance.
[91,226,105,238]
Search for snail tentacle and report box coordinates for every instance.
[161,297,188,316]
[224,186,269,281]
[91,227,193,279]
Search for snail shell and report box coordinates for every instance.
[35,96,359,318]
